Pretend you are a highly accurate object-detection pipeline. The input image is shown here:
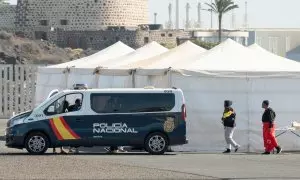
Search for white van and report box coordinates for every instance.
[5,87,188,155]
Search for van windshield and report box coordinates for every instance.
[34,91,64,111]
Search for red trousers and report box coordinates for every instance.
[263,122,278,152]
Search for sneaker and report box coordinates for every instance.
[60,150,68,154]
[235,147,239,153]
[223,149,231,153]
[68,148,79,154]
[276,146,282,154]
[262,151,270,155]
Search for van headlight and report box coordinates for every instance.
[10,117,25,127]
[8,111,32,127]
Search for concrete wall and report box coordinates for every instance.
[248,29,300,58]
[193,30,249,45]
[0,5,16,32]
[135,30,191,48]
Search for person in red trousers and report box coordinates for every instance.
[261,100,282,155]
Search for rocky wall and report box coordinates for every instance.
[0,5,16,32]
[50,29,137,50]
[15,0,148,31]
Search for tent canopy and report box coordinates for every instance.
[249,43,298,64]
[183,39,300,72]
[97,41,169,68]
[48,41,134,68]
[35,39,300,152]
[118,41,207,69]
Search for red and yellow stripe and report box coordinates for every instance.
[50,117,80,140]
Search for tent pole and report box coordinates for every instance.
[95,74,100,88]
[63,67,70,89]
[94,67,101,88]
[131,69,136,88]
[246,73,251,153]
[167,68,173,88]
[148,75,153,86]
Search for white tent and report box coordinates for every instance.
[35,39,300,153]
[182,39,300,72]
[170,39,300,152]
[119,41,206,69]
[36,41,134,105]
[58,42,169,99]
[115,41,206,90]
[91,41,169,68]
[48,41,135,68]
[249,43,299,65]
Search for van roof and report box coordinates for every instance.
[62,88,182,94]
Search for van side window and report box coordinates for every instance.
[90,93,175,114]
[44,93,83,116]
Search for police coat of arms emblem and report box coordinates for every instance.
[164,117,175,132]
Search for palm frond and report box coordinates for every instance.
[207,0,239,14]
[223,5,239,14]
[205,2,218,13]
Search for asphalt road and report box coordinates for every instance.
[1,119,300,180]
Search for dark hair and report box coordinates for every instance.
[224,100,232,107]
[262,100,269,106]
[75,99,81,104]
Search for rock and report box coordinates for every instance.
[0,31,89,64]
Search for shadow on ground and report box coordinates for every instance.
[0,152,177,156]
[222,178,300,180]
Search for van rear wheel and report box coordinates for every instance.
[25,132,49,155]
[145,132,168,155]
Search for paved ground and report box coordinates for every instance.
[1,119,300,180]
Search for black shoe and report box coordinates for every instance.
[276,146,282,154]
[262,151,270,155]
[223,149,231,153]
[235,147,239,153]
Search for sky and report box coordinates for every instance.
[7,0,300,29]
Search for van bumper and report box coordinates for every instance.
[169,137,188,146]
[5,128,24,148]
[5,135,24,148]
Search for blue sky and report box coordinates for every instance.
[8,0,300,29]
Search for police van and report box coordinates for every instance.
[5,87,188,155]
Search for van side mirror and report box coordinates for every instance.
[48,106,55,113]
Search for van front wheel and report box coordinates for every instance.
[145,132,168,155]
[25,132,49,155]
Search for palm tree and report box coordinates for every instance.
[206,0,238,42]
